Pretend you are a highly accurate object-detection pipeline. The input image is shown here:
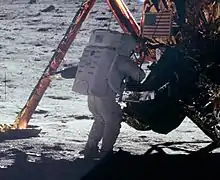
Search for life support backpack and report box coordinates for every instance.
[72,29,136,97]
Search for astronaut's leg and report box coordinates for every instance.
[83,95,105,157]
[99,97,122,155]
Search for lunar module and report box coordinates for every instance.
[1,0,220,151]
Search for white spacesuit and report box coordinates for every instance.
[72,29,146,158]
[156,47,165,61]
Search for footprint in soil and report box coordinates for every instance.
[40,5,56,13]
[42,145,63,151]
[34,109,49,114]
[46,95,72,100]
[37,27,52,32]
[74,115,93,120]
[65,114,93,120]
[23,146,34,150]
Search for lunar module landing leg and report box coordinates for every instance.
[0,0,140,139]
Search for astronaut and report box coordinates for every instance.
[156,47,165,61]
[72,29,146,158]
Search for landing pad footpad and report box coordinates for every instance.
[0,125,42,140]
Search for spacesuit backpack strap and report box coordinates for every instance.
[108,55,126,95]
[108,33,137,95]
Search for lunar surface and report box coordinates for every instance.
[0,0,219,179]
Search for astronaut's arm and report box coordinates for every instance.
[117,57,146,82]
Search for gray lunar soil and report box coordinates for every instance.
[0,0,219,180]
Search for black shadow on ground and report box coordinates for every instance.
[0,142,220,180]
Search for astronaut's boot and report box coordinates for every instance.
[80,145,99,159]
[80,118,104,159]
[100,117,122,158]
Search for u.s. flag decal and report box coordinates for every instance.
[143,11,172,38]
